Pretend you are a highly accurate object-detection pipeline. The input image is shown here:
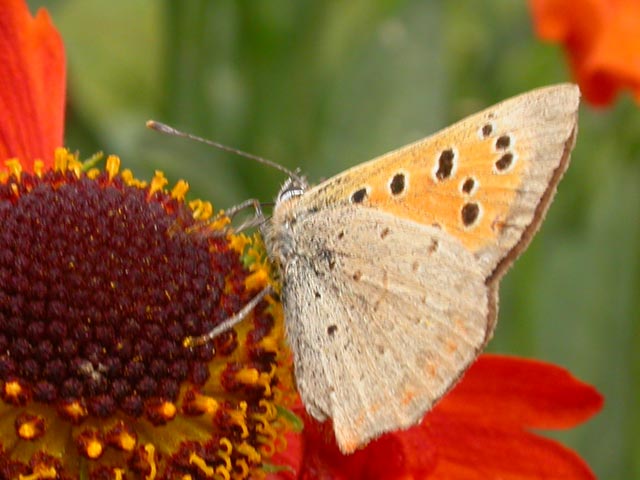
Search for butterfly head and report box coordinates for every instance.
[263,175,310,267]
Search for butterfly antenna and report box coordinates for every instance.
[147,120,302,182]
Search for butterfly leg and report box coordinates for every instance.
[183,285,273,348]
[212,198,266,235]
[225,198,264,220]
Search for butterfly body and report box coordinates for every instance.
[262,84,579,453]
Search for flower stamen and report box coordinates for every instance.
[18,465,57,480]
[189,453,215,477]
[106,154,120,181]
[16,413,45,440]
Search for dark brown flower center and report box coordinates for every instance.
[0,169,237,420]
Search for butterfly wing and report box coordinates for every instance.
[301,84,579,283]
[268,84,579,452]
[280,205,488,453]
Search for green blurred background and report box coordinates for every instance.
[28,1,639,477]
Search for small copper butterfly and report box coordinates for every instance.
[262,84,579,453]
[176,83,580,454]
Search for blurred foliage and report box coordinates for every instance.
[29,0,639,477]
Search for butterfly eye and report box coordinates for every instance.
[277,179,306,203]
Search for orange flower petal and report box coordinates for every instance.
[428,420,596,479]
[583,1,640,104]
[530,0,640,105]
[435,354,603,429]
[0,0,65,167]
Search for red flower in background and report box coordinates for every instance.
[277,355,603,480]
[530,0,640,106]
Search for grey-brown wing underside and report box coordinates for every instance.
[282,205,489,453]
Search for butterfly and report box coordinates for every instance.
[259,84,579,453]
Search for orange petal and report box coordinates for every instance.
[581,1,640,104]
[530,0,640,106]
[0,0,65,168]
[428,417,596,479]
[436,354,604,430]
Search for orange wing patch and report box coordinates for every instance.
[319,121,526,254]
[301,85,578,261]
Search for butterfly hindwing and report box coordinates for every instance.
[279,205,488,453]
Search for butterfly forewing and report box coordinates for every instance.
[300,83,579,279]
